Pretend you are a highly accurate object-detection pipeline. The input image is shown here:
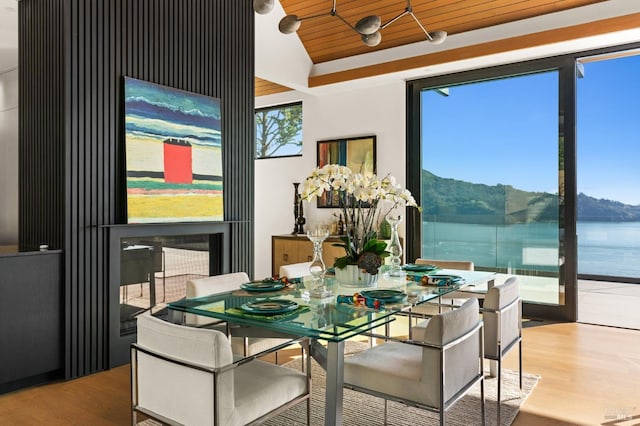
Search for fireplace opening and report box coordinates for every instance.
[119,234,210,336]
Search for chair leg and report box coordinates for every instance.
[480,374,486,426]
[306,396,311,426]
[519,339,523,391]
[497,358,502,426]
[440,407,445,426]
[383,399,388,425]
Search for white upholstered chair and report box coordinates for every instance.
[482,276,522,426]
[185,273,292,359]
[279,261,313,279]
[408,258,475,331]
[415,258,475,271]
[344,298,485,426]
[131,313,310,425]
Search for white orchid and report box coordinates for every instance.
[300,164,421,268]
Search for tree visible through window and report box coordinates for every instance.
[255,102,302,159]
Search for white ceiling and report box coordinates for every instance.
[0,0,18,73]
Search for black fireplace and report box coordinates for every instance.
[107,222,231,367]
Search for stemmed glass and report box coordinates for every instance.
[307,226,331,298]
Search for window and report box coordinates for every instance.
[255,102,302,159]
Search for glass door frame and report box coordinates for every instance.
[406,56,578,321]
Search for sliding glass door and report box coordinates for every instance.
[419,71,563,306]
[576,51,640,329]
[407,57,578,320]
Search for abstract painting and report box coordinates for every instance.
[316,135,376,208]
[124,77,223,223]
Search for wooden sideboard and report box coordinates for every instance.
[271,235,346,277]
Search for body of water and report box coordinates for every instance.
[422,221,640,278]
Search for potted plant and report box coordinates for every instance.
[300,164,420,286]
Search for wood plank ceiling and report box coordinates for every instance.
[255,0,607,96]
[279,0,606,64]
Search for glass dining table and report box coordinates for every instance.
[167,268,496,426]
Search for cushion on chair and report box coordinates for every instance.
[186,272,250,297]
[483,277,520,359]
[346,298,482,409]
[185,272,250,326]
[135,313,236,425]
[185,272,294,356]
[234,358,308,425]
[279,262,313,279]
[420,298,479,346]
[484,276,519,310]
[344,342,426,405]
[415,258,474,271]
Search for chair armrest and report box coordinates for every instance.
[132,343,217,374]
[133,335,309,374]
[369,321,483,351]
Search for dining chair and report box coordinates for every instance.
[279,261,313,279]
[415,258,475,271]
[185,272,293,360]
[407,258,476,335]
[481,276,522,426]
[131,312,311,425]
[344,298,485,426]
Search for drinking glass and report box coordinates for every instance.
[307,226,331,298]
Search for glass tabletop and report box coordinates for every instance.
[167,269,495,342]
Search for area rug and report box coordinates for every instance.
[265,341,539,426]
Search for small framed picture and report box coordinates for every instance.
[316,135,376,208]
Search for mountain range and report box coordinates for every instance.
[422,170,640,223]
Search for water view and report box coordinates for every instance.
[423,221,640,278]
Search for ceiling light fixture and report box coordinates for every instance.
[275,0,382,47]
[356,0,447,47]
[253,0,275,15]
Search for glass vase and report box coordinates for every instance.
[307,227,331,298]
[385,215,406,278]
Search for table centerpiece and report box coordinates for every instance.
[300,164,420,287]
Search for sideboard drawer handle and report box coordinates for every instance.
[283,253,288,261]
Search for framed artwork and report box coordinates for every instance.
[124,77,223,223]
[316,135,376,208]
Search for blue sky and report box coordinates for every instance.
[421,54,640,205]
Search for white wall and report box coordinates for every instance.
[254,81,408,278]
[0,67,18,245]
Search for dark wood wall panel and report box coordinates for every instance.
[19,0,65,251]
[20,0,254,379]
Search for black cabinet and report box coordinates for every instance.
[0,251,62,393]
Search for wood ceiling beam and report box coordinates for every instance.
[308,13,640,87]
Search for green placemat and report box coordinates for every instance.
[224,305,309,321]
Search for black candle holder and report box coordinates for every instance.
[296,197,306,234]
[292,183,300,234]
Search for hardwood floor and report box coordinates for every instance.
[0,322,639,425]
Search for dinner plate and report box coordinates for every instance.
[403,263,439,272]
[240,299,298,315]
[360,289,407,303]
[240,280,286,292]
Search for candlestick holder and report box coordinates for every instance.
[292,182,300,234]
